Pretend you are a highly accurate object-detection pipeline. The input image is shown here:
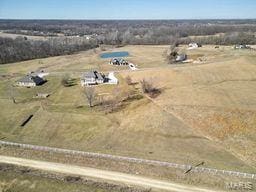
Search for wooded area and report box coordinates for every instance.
[1,19,256,64]
[0,36,98,64]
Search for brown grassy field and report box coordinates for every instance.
[0,45,255,176]
[0,165,123,192]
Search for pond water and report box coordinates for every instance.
[100,51,129,59]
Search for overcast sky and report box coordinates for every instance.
[0,0,256,20]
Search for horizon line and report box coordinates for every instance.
[1,18,256,21]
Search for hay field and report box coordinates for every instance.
[120,46,256,168]
[0,45,255,174]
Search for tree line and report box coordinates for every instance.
[0,36,98,64]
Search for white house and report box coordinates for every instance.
[234,44,250,49]
[107,72,118,85]
[188,43,202,49]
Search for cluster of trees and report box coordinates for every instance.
[140,78,161,98]
[0,36,98,64]
[97,25,256,45]
[176,32,256,45]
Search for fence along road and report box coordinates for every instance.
[0,155,223,192]
[0,140,255,179]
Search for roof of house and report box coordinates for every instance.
[82,71,105,80]
[17,75,45,85]
[83,71,97,79]
[189,43,198,46]
[96,72,105,81]
[111,58,126,62]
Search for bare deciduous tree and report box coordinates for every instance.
[140,78,161,98]
[141,79,154,94]
[84,86,96,107]
[7,83,16,104]
[125,75,132,85]
[61,74,70,87]
[166,44,179,64]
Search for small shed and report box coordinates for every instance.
[34,93,50,98]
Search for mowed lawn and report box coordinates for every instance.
[0,45,255,173]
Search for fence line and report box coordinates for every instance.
[0,140,255,179]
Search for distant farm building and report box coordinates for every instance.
[188,43,202,49]
[175,54,187,62]
[34,93,50,98]
[234,44,251,49]
[81,71,106,86]
[129,63,138,70]
[110,58,129,65]
[17,75,46,87]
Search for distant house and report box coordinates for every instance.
[81,71,106,86]
[234,44,250,49]
[128,63,138,70]
[17,75,46,87]
[188,43,202,49]
[175,54,187,62]
[110,58,129,65]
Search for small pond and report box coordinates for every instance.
[100,51,129,59]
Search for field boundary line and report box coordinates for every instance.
[0,140,255,179]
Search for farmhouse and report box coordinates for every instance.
[175,54,187,62]
[81,70,106,86]
[17,75,46,87]
[188,43,202,49]
[234,44,250,49]
[110,58,129,65]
